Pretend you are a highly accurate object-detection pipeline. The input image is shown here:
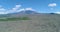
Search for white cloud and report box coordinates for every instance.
[0,5,21,14]
[0,6,7,14]
[16,5,21,8]
[25,8,35,11]
[0,8,6,11]
[17,8,25,12]
[20,8,25,11]
[12,5,21,11]
[17,8,36,12]
[7,5,22,13]
[0,5,6,11]
[0,12,7,14]
[0,5,36,14]
[48,3,57,7]
[54,12,60,14]
[25,8,33,10]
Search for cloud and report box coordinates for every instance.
[48,3,57,7]
[0,12,7,14]
[0,5,7,14]
[25,8,35,11]
[54,12,60,14]
[0,5,6,11]
[0,5,22,14]
[16,5,21,8]
[0,5,36,14]
[0,8,6,11]
[25,8,33,10]
[12,5,21,11]
[0,8,8,14]
[7,5,22,13]
[20,8,25,11]
[17,8,25,12]
[18,8,36,12]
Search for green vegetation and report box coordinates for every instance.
[0,17,30,21]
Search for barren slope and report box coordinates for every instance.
[0,14,60,32]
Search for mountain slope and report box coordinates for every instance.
[19,10,38,14]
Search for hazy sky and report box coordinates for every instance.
[0,0,60,14]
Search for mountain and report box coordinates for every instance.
[1,10,39,18]
[19,10,39,14]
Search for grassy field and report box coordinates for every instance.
[0,17,30,21]
[0,14,60,32]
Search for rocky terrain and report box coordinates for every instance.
[0,14,60,32]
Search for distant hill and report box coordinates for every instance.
[19,10,39,14]
[0,10,59,18]
[0,10,39,18]
[9,10,39,15]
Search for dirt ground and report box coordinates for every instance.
[0,20,40,32]
[0,14,60,32]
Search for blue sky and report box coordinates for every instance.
[0,0,60,14]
